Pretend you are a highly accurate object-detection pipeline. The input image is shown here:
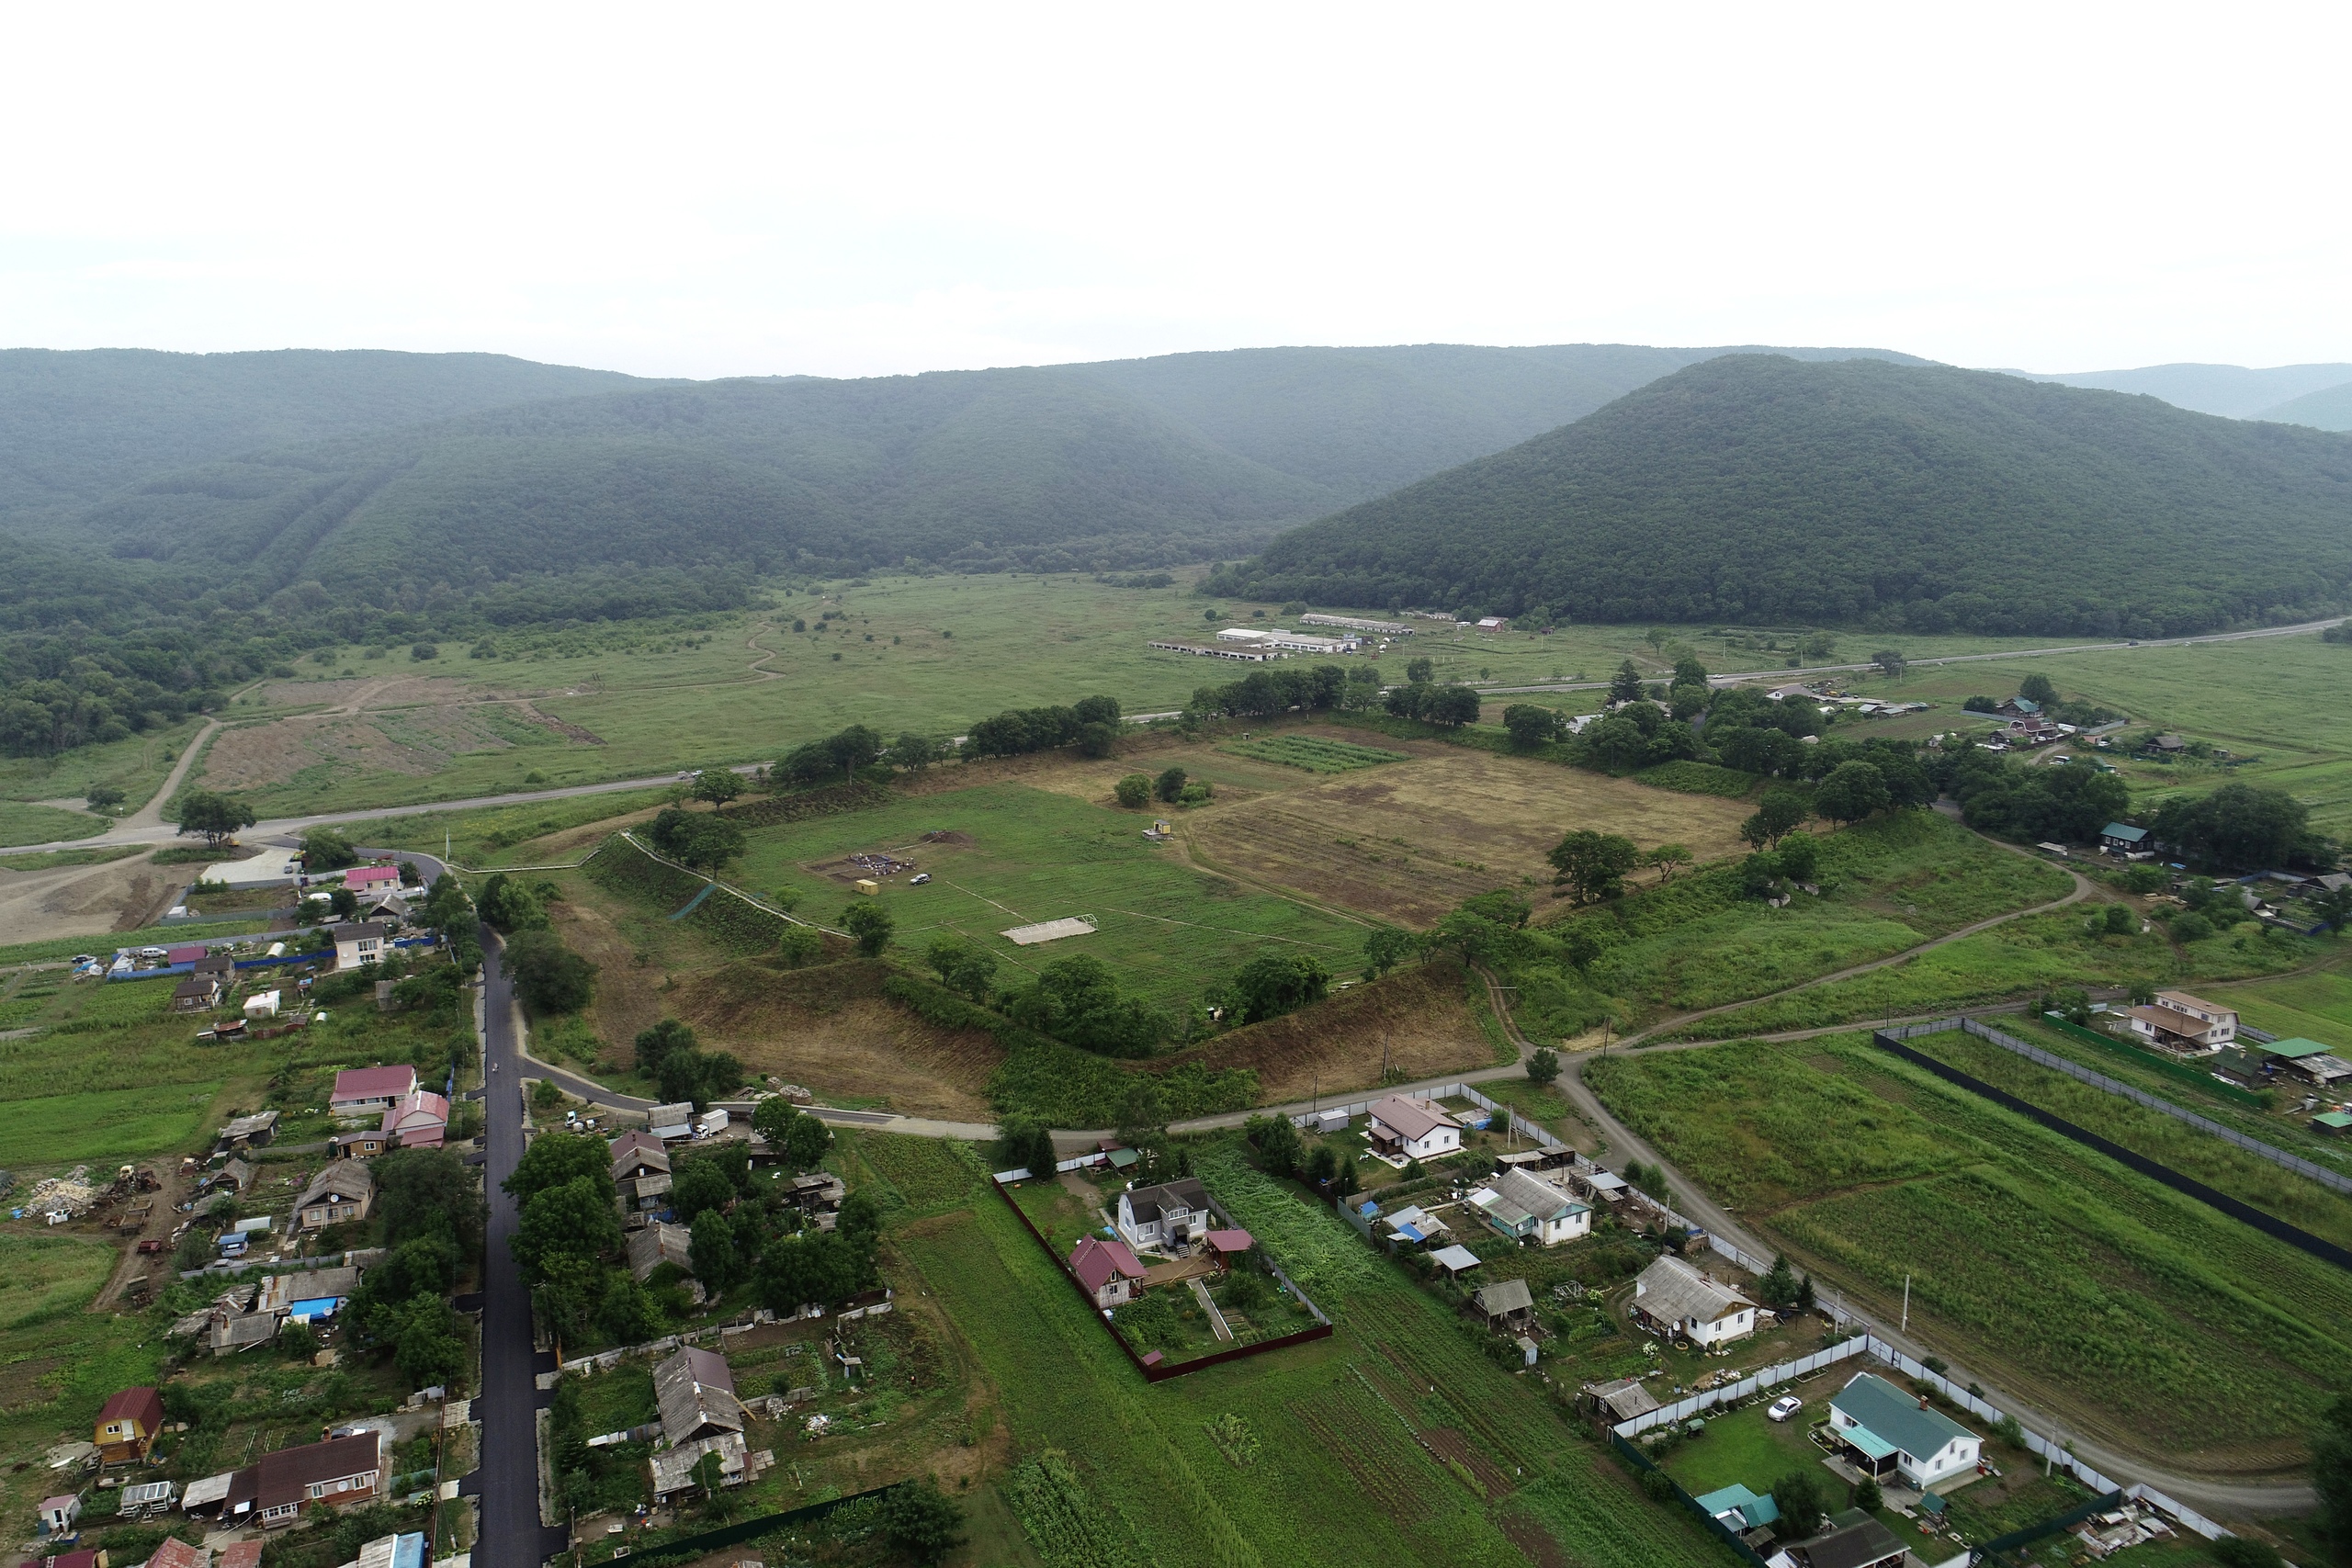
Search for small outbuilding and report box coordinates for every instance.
[1468,1278,1536,1333]
[1069,1235,1148,1309]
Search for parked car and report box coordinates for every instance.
[910,873,931,886]
[136,1238,166,1255]
[1767,1396,1803,1422]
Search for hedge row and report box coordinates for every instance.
[728,780,893,829]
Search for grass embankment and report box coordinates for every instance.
[1679,909,2325,1039]
[1493,810,2072,1041]
[1589,1034,2352,1464]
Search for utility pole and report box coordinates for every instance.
[1901,1274,1910,1334]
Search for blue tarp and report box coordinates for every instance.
[288,1297,340,1321]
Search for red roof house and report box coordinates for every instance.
[96,1385,164,1463]
[225,1430,382,1528]
[1069,1235,1148,1310]
[218,1543,264,1568]
[343,866,401,890]
[147,1540,212,1568]
[331,1066,417,1116]
[165,944,209,964]
[381,1090,450,1149]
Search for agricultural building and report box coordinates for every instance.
[292,1161,375,1233]
[1428,1244,1481,1276]
[215,1111,278,1151]
[1582,1376,1660,1422]
[95,1386,164,1463]
[649,1102,695,1141]
[1069,1235,1148,1308]
[1116,1178,1211,1252]
[331,1066,417,1119]
[628,1223,695,1283]
[854,878,879,896]
[1629,1256,1757,1347]
[1468,1168,1590,1246]
[1826,1371,1982,1489]
[1002,916,1098,945]
[1693,1483,1781,1532]
[2261,1038,2352,1088]
[1365,1095,1461,1161]
[1147,638,1273,662]
[1299,613,1412,635]
[2125,990,2236,1052]
[1468,1278,1535,1332]
[654,1346,744,1443]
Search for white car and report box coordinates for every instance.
[910,874,931,886]
[1767,1396,1803,1423]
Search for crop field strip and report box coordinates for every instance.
[1590,1034,2352,1459]
[1218,734,1409,773]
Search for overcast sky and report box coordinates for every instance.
[5,3,2345,381]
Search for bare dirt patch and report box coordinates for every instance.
[0,1355,61,1406]
[1188,743,1752,927]
[0,852,180,946]
[672,961,1002,1121]
[203,707,522,789]
[1151,960,1498,1101]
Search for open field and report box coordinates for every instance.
[0,719,206,839]
[1220,733,1410,773]
[1188,724,1754,928]
[171,567,2237,822]
[1589,1032,2352,1471]
[1679,907,2325,1039]
[892,1132,1731,1568]
[2202,966,2352,1047]
[733,781,1370,1010]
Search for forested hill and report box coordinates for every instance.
[45,344,1925,596]
[1205,355,2352,638]
[0,348,649,529]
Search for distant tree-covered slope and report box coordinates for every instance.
[2257,381,2352,433]
[0,348,650,531]
[2022,361,2352,419]
[1207,355,2352,637]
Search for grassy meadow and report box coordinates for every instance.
[734,781,1369,1010]
[0,718,207,844]
[1589,1033,2352,1469]
[171,568,2236,820]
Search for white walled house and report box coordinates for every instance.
[1827,1371,1983,1489]
[1366,1095,1462,1161]
[1629,1255,1758,1346]
[1115,1177,1210,1251]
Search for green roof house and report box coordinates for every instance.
[1826,1372,1981,1488]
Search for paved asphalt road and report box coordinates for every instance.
[477,927,572,1567]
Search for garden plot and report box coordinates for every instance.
[1188,739,1752,928]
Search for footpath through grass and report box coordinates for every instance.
[1589,1033,2352,1461]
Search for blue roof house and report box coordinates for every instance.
[1827,1371,1982,1488]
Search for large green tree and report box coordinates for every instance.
[1548,829,1639,904]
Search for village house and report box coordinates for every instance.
[145,1537,210,1568]
[1467,1168,1592,1247]
[343,865,401,894]
[610,1131,672,1184]
[379,1089,449,1149]
[654,1346,745,1443]
[2126,989,2237,1053]
[1365,1094,1462,1161]
[1581,1376,1661,1424]
[218,1429,383,1528]
[329,920,391,972]
[2100,822,2152,856]
[95,1386,164,1464]
[1116,1177,1211,1252]
[1826,1371,1983,1489]
[204,1158,255,1196]
[293,1162,376,1233]
[1069,1235,1148,1309]
[331,1066,417,1120]
[255,1267,361,1319]
[1629,1255,1758,1346]
[173,974,223,1013]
